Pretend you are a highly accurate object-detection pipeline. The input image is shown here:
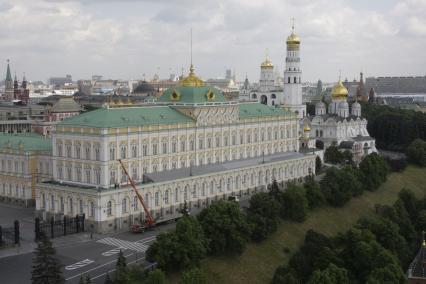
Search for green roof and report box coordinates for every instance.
[239,103,293,118]
[58,106,194,128]
[0,133,52,152]
[158,86,227,104]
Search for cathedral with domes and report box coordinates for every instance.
[301,79,377,162]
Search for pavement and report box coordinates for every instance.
[0,202,176,284]
[0,222,175,284]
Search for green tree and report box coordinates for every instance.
[79,275,85,284]
[406,138,426,166]
[85,275,92,284]
[146,216,206,271]
[180,267,207,284]
[144,269,167,284]
[304,177,325,209]
[365,264,405,284]
[315,156,322,172]
[308,263,350,284]
[247,192,280,241]
[324,143,343,164]
[31,234,64,284]
[281,183,309,222]
[114,250,129,284]
[320,167,352,207]
[272,266,300,284]
[198,200,251,255]
[341,166,363,197]
[359,153,388,191]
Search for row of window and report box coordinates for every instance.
[0,159,25,174]
[109,131,297,160]
[0,183,27,198]
[43,162,312,217]
[57,167,101,184]
[57,144,100,160]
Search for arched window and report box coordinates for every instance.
[122,198,127,213]
[155,192,160,206]
[294,77,297,83]
[164,190,169,204]
[79,199,84,214]
[134,196,138,210]
[107,201,112,216]
[90,202,95,217]
[69,198,73,214]
[288,77,291,83]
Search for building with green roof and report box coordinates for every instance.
[36,65,315,233]
[0,133,52,207]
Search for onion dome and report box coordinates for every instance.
[332,80,349,99]
[261,57,274,69]
[352,101,361,109]
[303,124,311,132]
[286,32,301,46]
[180,64,205,87]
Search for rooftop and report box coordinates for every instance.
[58,105,194,128]
[144,151,308,183]
[0,133,52,152]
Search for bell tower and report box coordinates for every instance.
[283,19,306,118]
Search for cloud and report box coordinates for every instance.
[1,0,425,83]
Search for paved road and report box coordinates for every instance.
[0,223,175,284]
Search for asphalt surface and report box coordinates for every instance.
[0,202,176,284]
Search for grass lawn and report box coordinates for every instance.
[199,165,426,284]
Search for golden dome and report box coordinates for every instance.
[332,80,349,99]
[286,32,301,45]
[303,124,311,132]
[261,58,274,69]
[180,65,205,87]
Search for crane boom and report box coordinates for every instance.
[117,159,155,227]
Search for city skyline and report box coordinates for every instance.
[1,0,426,82]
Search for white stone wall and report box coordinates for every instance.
[52,118,300,190]
[37,153,315,232]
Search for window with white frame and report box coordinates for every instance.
[120,145,127,159]
[131,144,137,158]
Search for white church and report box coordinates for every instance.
[241,24,376,161]
[244,25,306,118]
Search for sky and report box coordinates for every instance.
[1,0,426,83]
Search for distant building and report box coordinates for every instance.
[49,75,72,87]
[366,76,426,101]
[0,133,52,207]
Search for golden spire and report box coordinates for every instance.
[286,18,301,47]
[179,28,205,87]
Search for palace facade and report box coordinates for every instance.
[36,65,317,233]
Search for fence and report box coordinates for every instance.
[35,214,85,242]
[0,220,20,248]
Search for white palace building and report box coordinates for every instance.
[35,65,316,233]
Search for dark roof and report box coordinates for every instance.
[408,244,426,279]
[133,82,156,93]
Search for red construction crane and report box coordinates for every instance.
[117,159,155,230]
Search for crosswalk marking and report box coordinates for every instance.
[65,259,94,271]
[97,237,149,253]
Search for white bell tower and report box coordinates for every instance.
[283,20,306,118]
